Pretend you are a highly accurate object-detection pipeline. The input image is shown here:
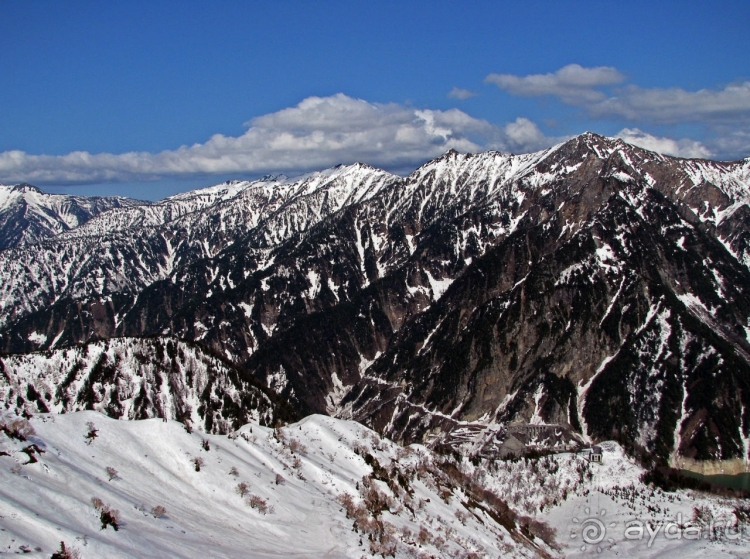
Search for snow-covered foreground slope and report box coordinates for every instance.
[2,412,750,558]
[0,412,547,558]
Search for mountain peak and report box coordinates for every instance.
[6,183,44,194]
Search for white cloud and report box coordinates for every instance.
[615,128,712,159]
[448,87,478,100]
[486,65,750,126]
[0,94,565,185]
[594,82,750,124]
[501,118,570,152]
[485,64,625,103]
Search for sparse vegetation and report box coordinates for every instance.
[106,466,118,481]
[288,439,307,455]
[0,417,35,441]
[247,494,272,514]
[93,499,120,531]
[151,505,167,518]
[50,541,81,559]
[236,482,250,498]
[84,421,98,445]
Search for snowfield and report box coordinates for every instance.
[2,412,750,558]
[0,412,544,558]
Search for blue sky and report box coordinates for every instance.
[1,1,749,200]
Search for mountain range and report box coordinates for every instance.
[2,132,750,469]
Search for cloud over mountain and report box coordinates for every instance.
[615,128,712,159]
[0,94,567,185]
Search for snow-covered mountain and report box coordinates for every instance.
[0,183,142,250]
[2,133,750,470]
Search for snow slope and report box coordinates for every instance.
[2,412,750,558]
[0,412,543,558]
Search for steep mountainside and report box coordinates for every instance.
[0,183,141,250]
[0,337,290,432]
[1,134,750,466]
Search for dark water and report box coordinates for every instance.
[680,469,750,490]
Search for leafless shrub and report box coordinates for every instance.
[273,426,286,443]
[0,417,35,441]
[192,456,205,472]
[151,505,167,518]
[99,504,121,531]
[247,494,271,514]
[417,525,432,545]
[291,456,302,469]
[236,482,250,498]
[337,492,372,525]
[106,466,118,481]
[85,421,98,445]
[455,509,470,525]
[50,541,81,559]
[289,439,307,455]
[439,486,452,503]
[363,484,394,516]
[91,497,105,510]
[202,439,210,451]
[275,473,285,485]
[369,534,397,556]
[229,466,239,476]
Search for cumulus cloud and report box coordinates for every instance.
[485,64,625,103]
[448,87,478,100]
[615,128,713,159]
[0,94,566,185]
[501,117,570,152]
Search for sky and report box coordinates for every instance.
[1,1,749,200]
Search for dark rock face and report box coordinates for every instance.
[1,134,749,464]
